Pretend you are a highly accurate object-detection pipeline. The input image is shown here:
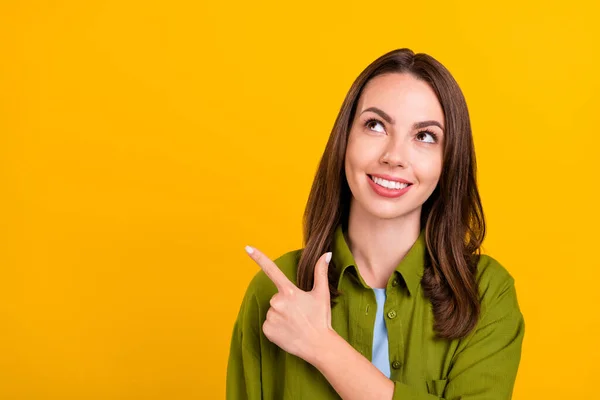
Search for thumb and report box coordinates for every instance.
[312,252,332,298]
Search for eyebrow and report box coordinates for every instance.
[361,106,445,132]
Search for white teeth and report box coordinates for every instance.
[371,176,409,190]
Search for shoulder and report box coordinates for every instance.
[453,254,525,366]
[475,253,515,296]
[474,253,521,318]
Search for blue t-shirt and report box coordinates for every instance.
[371,288,391,378]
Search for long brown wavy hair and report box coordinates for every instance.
[296,48,485,340]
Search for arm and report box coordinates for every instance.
[313,329,395,400]
[226,292,262,400]
[442,276,525,400]
[312,276,525,400]
[314,330,442,400]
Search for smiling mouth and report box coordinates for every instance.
[367,174,413,190]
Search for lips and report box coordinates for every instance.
[367,174,412,198]
[368,174,413,185]
[367,174,413,186]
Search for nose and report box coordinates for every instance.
[380,136,408,168]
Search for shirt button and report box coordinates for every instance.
[392,279,399,287]
[391,360,402,369]
[387,310,397,319]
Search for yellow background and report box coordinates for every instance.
[1,1,598,398]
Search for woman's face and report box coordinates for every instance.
[344,72,445,221]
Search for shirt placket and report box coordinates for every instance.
[345,272,376,361]
[385,274,405,379]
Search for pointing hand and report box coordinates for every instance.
[244,245,334,365]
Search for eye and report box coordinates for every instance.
[364,117,386,133]
[416,129,438,144]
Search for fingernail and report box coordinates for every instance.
[325,252,332,264]
[245,245,254,254]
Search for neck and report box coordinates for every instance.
[345,202,421,289]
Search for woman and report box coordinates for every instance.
[226,48,525,400]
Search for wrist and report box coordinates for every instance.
[309,328,342,371]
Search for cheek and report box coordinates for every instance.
[345,138,363,174]
[414,153,443,183]
[346,137,380,172]
[344,140,370,193]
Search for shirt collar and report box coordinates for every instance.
[331,223,426,295]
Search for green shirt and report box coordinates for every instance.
[226,225,525,399]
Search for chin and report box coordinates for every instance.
[361,201,414,220]
[374,208,413,220]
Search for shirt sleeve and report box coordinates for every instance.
[226,289,263,400]
[392,275,525,400]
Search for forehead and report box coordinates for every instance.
[357,73,444,125]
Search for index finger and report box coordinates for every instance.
[245,245,295,292]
